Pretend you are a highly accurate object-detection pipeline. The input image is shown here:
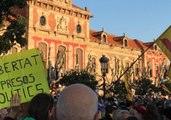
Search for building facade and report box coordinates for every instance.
[8,0,169,86]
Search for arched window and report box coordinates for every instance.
[125,62,129,68]
[124,39,128,47]
[76,24,81,33]
[150,69,153,77]
[56,45,66,69]
[76,48,83,69]
[38,42,47,66]
[92,57,96,73]
[156,66,159,76]
[135,64,139,76]
[147,62,153,77]
[40,15,46,26]
[154,45,158,50]
[125,61,130,76]
[102,34,106,43]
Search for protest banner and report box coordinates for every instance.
[0,48,50,108]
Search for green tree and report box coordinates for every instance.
[0,0,27,54]
[150,84,159,93]
[112,80,127,99]
[135,78,153,95]
[59,70,98,91]
[159,80,171,96]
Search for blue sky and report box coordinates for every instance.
[72,0,171,42]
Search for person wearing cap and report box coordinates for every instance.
[129,105,146,120]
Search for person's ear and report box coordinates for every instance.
[93,111,99,120]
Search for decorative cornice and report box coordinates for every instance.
[27,0,91,20]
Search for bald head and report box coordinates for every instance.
[57,84,98,120]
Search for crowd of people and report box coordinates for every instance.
[98,93,171,120]
[0,83,171,120]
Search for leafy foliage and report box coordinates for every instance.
[135,78,153,95]
[165,80,171,91]
[150,84,158,93]
[159,80,171,96]
[134,78,171,96]
[112,80,127,99]
[0,0,27,54]
[59,70,98,91]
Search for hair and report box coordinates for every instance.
[132,105,146,115]
[115,109,130,120]
[57,83,98,120]
[143,103,161,120]
[27,93,54,120]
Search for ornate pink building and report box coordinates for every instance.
[7,0,169,86]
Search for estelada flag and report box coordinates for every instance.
[156,25,171,78]
[156,25,171,60]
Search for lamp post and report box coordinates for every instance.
[99,55,109,100]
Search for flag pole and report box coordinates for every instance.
[106,40,157,93]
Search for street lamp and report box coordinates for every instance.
[99,55,109,100]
